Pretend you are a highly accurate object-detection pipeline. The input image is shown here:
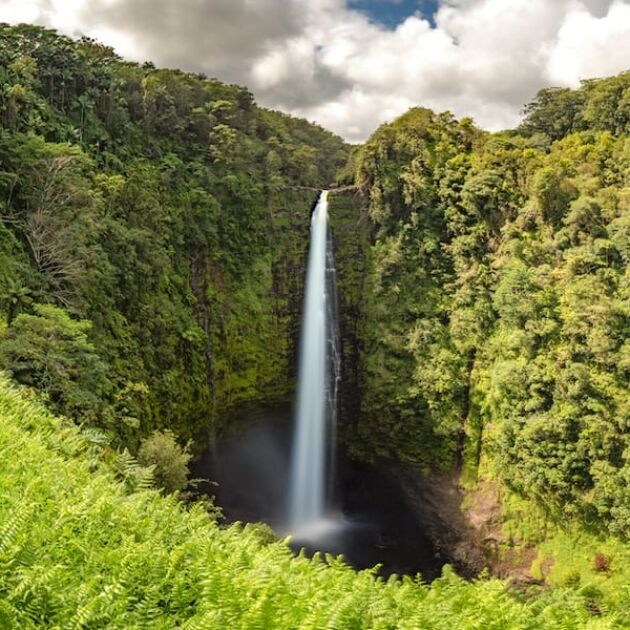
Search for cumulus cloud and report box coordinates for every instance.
[547,2,630,85]
[1,0,630,141]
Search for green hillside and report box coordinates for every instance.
[0,23,348,450]
[0,376,620,628]
[348,81,629,533]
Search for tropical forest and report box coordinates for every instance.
[0,14,629,630]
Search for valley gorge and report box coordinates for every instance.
[1,22,629,628]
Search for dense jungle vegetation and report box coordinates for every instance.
[0,23,348,450]
[1,22,629,629]
[0,377,622,628]
[349,76,629,540]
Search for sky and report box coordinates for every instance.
[1,0,630,142]
[349,1,440,28]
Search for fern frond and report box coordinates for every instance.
[0,505,31,555]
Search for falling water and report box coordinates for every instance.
[288,190,340,529]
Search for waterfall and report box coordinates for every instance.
[288,190,340,529]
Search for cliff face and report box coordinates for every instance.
[209,190,312,423]
[0,24,349,448]
[335,86,630,541]
[328,191,370,429]
[212,188,372,429]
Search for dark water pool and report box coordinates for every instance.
[192,405,447,580]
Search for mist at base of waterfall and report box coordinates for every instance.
[191,194,445,578]
[192,406,447,580]
[282,515,349,557]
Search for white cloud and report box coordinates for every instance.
[46,0,91,32]
[0,0,42,24]
[547,1,630,86]
[0,0,629,141]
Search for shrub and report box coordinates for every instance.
[562,571,581,588]
[137,429,192,494]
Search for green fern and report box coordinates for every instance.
[0,377,623,629]
[0,505,30,555]
[80,427,111,447]
[112,448,155,492]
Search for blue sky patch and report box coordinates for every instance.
[348,0,439,29]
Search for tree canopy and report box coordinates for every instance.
[348,80,629,538]
[0,23,349,449]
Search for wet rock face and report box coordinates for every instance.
[328,192,370,429]
[381,464,488,578]
[336,456,449,579]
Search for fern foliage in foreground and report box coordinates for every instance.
[0,378,621,628]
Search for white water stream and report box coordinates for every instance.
[288,190,340,529]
